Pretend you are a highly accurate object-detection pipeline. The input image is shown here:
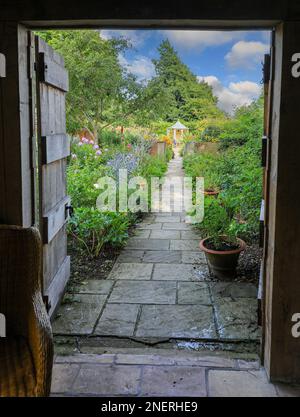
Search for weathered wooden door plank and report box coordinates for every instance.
[41,134,70,164]
[35,34,70,315]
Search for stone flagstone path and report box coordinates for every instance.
[53,152,260,343]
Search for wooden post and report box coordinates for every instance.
[156,141,166,157]
[0,23,32,226]
[264,22,300,383]
[184,142,195,155]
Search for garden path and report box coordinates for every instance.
[53,151,260,345]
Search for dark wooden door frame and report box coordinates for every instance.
[1,11,300,382]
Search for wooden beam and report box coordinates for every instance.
[46,255,70,318]
[42,195,70,244]
[0,53,6,77]
[39,53,69,92]
[264,21,300,383]
[0,0,294,24]
[0,23,32,226]
[41,134,70,164]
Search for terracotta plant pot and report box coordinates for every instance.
[199,237,246,280]
[203,189,219,197]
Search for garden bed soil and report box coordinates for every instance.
[236,244,262,285]
[66,238,120,292]
[204,237,240,251]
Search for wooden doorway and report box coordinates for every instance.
[32,33,71,316]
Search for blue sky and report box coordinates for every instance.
[101,30,271,114]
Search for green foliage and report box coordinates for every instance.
[183,96,263,244]
[200,198,238,250]
[150,40,223,123]
[36,30,164,140]
[68,208,130,256]
[217,137,262,240]
[36,30,128,137]
[183,153,221,191]
[137,155,168,179]
[219,97,263,149]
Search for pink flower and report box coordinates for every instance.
[82,137,89,143]
[93,144,99,150]
[89,140,95,145]
[78,142,83,146]
[127,144,132,149]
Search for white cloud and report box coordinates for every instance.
[197,75,261,114]
[119,54,155,82]
[160,30,247,51]
[225,41,269,69]
[100,30,148,47]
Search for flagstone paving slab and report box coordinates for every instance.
[94,304,139,336]
[177,282,211,305]
[152,263,201,281]
[142,250,182,264]
[108,280,177,304]
[140,366,207,397]
[132,229,151,238]
[162,222,190,230]
[72,280,113,295]
[170,239,201,251]
[155,216,181,223]
[117,250,145,263]
[136,222,162,230]
[209,282,258,301]
[150,230,181,239]
[51,363,80,393]
[53,294,107,335]
[181,230,203,239]
[126,238,170,250]
[108,262,153,280]
[136,305,217,338]
[72,364,141,396]
[214,297,260,340]
[208,369,277,397]
[182,251,206,264]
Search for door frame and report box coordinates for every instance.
[1,16,300,383]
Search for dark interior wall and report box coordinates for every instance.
[0,0,299,24]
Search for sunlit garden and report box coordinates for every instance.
[37,29,263,286]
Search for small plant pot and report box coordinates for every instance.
[199,237,246,280]
[203,189,219,197]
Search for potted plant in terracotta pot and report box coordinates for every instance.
[203,176,220,197]
[199,198,246,280]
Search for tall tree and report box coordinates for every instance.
[37,30,163,142]
[151,39,223,122]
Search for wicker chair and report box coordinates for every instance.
[0,225,53,397]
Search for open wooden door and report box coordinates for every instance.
[35,36,71,317]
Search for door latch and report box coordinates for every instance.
[65,204,74,218]
[0,53,6,78]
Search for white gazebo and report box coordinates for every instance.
[167,120,189,143]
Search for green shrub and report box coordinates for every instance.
[183,153,221,191]
[137,155,168,179]
[183,100,263,244]
[199,197,238,249]
[68,208,131,256]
